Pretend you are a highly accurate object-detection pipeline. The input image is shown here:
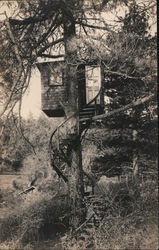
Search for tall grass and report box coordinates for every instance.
[0,190,70,249]
[0,171,157,250]
[61,178,158,250]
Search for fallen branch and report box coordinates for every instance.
[19,186,35,195]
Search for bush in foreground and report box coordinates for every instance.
[62,178,158,250]
[0,191,70,249]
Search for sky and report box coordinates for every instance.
[21,69,42,119]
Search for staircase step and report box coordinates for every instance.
[80,108,94,112]
[80,112,94,115]
[79,117,91,122]
[79,114,94,118]
[79,115,94,119]
[79,110,94,114]
[81,107,95,111]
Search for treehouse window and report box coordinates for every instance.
[49,63,63,86]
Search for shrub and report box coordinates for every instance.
[0,191,70,248]
[93,178,158,249]
[61,177,158,250]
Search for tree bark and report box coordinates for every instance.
[67,137,85,228]
[132,129,138,179]
[63,13,85,228]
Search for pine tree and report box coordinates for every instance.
[88,1,157,180]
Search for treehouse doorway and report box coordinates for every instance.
[85,66,101,104]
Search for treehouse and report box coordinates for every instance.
[37,59,104,118]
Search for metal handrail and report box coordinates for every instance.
[81,87,102,108]
[49,86,102,153]
[49,112,75,151]
[49,87,102,148]
[49,86,102,182]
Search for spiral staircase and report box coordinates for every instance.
[49,88,104,184]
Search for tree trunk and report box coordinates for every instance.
[133,129,138,179]
[67,137,85,228]
[63,14,85,228]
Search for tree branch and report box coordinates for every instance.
[76,21,110,31]
[105,69,141,80]
[9,14,49,26]
[0,16,23,117]
[80,94,155,122]
[37,37,64,56]
[35,13,62,48]
[40,53,64,59]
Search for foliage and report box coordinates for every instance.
[0,0,157,247]
[0,114,59,173]
[1,176,157,249]
[0,113,69,247]
[0,0,157,206]
[84,114,157,178]
[81,0,157,179]
[61,178,158,249]
[0,0,156,118]
[0,116,30,173]
[93,179,158,249]
[0,191,70,247]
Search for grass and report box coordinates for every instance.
[60,178,158,250]
[0,176,158,250]
[0,191,70,249]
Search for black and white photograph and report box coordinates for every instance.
[0,0,157,249]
